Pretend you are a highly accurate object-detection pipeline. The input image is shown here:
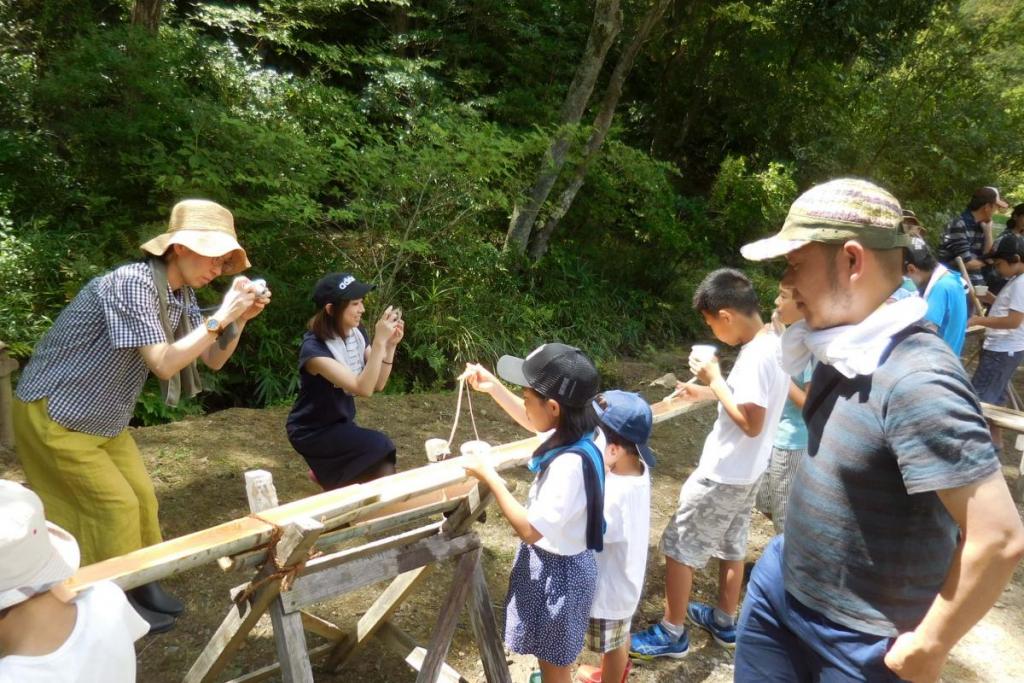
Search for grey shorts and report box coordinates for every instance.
[755,447,805,534]
[972,348,1024,405]
[660,473,762,567]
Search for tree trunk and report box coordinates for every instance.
[131,0,163,33]
[503,0,622,255]
[528,0,673,261]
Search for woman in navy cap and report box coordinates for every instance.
[286,273,404,489]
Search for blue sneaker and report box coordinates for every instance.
[629,622,690,659]
[687,602,736,649]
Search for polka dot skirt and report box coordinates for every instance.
[503,542,597,667]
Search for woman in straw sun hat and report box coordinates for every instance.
[11,199,270,633]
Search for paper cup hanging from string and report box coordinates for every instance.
[425,438,452,463]
[460,440,492,458]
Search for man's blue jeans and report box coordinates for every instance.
[735,536,906,682]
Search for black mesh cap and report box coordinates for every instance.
[496,343,599,408]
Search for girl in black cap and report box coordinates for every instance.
[285,272,404,489]
[462,344,604,682]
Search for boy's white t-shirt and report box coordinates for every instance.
[526,449,589,556]
[591,461,652,620]
[695,331,789,485]
[984,274,1024,352]
[0,581,149,683]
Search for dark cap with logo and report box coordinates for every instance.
[496,343,600,408]
[312,272,376,307]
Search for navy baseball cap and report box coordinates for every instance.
[496,343,599,408]
[592,390,655,467]
[312,272,375,307]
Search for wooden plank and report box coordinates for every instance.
[184,517,324,683]
[305,521,444,574]
[69,515,274,592]
[281,533,480,613]
[376,622,468,683]
[323,566,434,671]
[299,611,345,642]
[982,403,1024,432]
[223,643,335,683]
[466,560,512,683]
[415,549,478,683]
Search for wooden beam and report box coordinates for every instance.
[184,517,324,683]
[323,566,434,671]
[415,549,478,683]
[376,621,468,683]
[280,532,480,613]
[222,643,335,683]
[466,559,512,683]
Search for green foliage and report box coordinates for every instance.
[3,0,1023,427]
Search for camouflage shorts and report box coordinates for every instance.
[660,474,762,567]
[586,616,631,653]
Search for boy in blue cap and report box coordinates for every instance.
[576,391,654,683]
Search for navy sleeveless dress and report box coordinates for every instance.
[286,331,396,488]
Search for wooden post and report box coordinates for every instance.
[955,256,984,316]
[466,559,512,683]
[0,342,19,453]
[415,549,479,683]
[243,470,314,683]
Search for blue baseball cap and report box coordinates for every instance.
[592,390,655,467]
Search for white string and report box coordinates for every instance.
[446,376,480,448]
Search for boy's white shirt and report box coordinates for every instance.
[983,274,1024,352]
[0,581,148,683]
[590,457,651,620]
[695,332,789,485]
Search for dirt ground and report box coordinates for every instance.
[1,350,1023,682]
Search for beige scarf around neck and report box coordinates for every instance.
[148,258,202,406]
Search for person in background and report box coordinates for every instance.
[902,209,926,238]
[986,203,1024,294]
[903,236,969,355]
[937,186,1008,287]
[286,273,404,490]
[0,480,149,683]
[754,284,811,535]
[13,199,268,633]
[736,177,1024,682]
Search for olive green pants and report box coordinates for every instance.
[13,398,162,566]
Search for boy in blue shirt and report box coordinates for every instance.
[904,237,969,355]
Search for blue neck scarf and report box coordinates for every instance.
[527,434,606,551]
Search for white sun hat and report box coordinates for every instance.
[0,480,81,610]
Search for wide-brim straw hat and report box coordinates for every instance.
[139,199,251,276]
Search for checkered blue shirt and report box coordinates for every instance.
[16,262,203,437]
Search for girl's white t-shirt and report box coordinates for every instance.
[591,463,652,620]
[984,275,1024,352]
[0,581,149,683]
[526,451,589,556]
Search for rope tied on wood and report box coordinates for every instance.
[233,518,323,606]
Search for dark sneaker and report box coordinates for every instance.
[629,622,690,659]
[687,602,736,649]
[128,595,176,635]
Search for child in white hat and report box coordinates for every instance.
[0,480,149,683]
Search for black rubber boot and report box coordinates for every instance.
[130,581,185,616]
[127,595,177,635]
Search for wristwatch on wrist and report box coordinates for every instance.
[205,317,224,336]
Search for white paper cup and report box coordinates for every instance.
[425,438,451,462]
[460,440,492,458]
[974,285,989,297]
[691,344,717,363]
